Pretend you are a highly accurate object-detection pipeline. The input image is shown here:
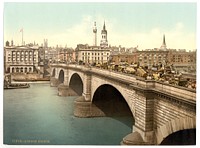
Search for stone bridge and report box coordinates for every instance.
[50,63,196,145]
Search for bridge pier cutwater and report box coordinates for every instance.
[50,77,60,87]
[57,84,78,96]
[50,64,196,145]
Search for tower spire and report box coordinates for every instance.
[163,34,166,46]
[100,21,108,48]
[103,21,106,30]
[160,34,167,50]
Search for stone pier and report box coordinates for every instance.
[58,83,78,96]
[74,96,106,117]
[50,77,61,87]
[121,132,150,145]
[74,96,134,117]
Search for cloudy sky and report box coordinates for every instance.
[3,2,197,50]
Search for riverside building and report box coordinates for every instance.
[4,42,41,74]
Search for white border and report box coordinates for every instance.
[1,1,199,148]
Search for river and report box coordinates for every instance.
[3,83,133,145]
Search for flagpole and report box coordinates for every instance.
[20,28,23,46]
[22,29,23,46]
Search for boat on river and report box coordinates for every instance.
[4,73,30,89]
[4,83,30,89]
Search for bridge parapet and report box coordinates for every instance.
[51,64,195,102]
[154,81,196,101]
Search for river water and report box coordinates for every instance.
[3,83,133,145]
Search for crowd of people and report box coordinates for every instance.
[91,62,196,90]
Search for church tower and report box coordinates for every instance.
[93,22,97,46]
[100,21,108,48]
[160,34,167,50]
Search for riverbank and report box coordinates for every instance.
[12,81,50,84]
[10,73,50,82]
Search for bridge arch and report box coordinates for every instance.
[92,84,134,119]
[69,73,83,96]
[58,69,64,83]
[157,117,196,145]
[160,128,196,145]
[91,78,136,118]
[51,68,56,77]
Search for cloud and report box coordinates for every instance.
[108,22,196,50]
[47,15,93,48]
[8,16,195,51]
[47,14,116,48]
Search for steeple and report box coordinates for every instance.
[163,34,166,46]
[100,21,108,48]
[103,21,106,30]
[160,34,167,50]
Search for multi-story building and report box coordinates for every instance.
[110,35,196,73]
[5,43,40,74]
[137,49,169,68]
[58,48,75,63]
[111,49,168,68]
[75,44,110,64]
[111,52,138,65]
[75,21,111,64]
[168,49,196,72]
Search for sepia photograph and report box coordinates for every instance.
[1,1,197,147]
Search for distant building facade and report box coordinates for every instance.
[75,44,110,64]
[5,44,40,74]
[168,49,196,72]
[75,21,111,64]
[58,48,75,63]
[137,49,168,67]
[111,52,138,65]
[110,35,196,73]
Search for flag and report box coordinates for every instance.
[20,28,23,32]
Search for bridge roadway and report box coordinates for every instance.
[50,63,196,145]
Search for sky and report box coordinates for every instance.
[3,2,197,50]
